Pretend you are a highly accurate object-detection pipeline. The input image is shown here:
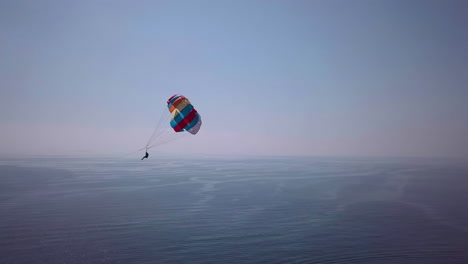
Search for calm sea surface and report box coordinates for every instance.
[1,156,467,264]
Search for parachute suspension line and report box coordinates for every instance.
[145,105,171,148]
[145,105,168,147]
[149,132,181,148]
[145,109,164,148]
[144,110,187,150]
[148,132,189,149]
[147,124,190,149]
[147,113,174,147]
[147,128,181,149]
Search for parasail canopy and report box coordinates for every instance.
[143,94,202,151]
[167,94,202,135]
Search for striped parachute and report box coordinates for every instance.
[167,94,202,135]
[143,94,202,150]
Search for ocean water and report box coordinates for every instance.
[1,156,467,264]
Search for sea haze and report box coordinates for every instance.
[1,156,467,264]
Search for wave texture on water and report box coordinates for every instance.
[1,157,468,263]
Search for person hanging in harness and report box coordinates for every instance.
[141,150,149,160]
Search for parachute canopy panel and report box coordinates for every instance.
[167,94,202,135]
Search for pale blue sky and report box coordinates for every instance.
[1,0,467,158]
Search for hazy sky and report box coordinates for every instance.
[1,0,467,158]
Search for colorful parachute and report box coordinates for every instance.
[167,94,202,135]
[143,94,202,150]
